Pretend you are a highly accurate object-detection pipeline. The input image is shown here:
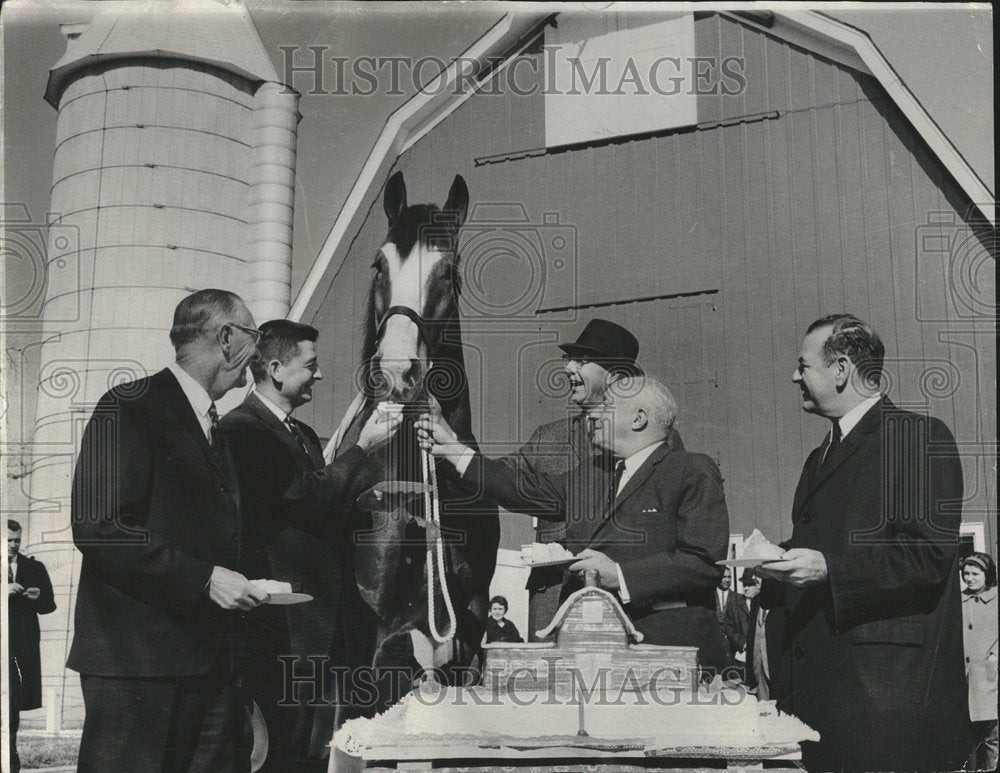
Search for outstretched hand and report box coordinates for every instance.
[358,408,405,454]
[414,405,470,466]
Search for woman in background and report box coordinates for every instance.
[484,595,523,644]
[961,552,997,771]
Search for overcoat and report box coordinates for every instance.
[8,553,56,709]
[763,397,970,772]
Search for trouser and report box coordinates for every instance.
[78,657,249,773]
[7,658,21,773]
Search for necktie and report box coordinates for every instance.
[605,458,626,519]
[285,417,311,458]
[208,402,221,449]
[822,422,843,467]
[7,559,13,584]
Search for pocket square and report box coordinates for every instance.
[641,508,658,514]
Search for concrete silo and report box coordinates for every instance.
[25,0,298,729]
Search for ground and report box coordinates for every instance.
[17,733,79,770]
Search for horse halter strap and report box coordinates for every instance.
[376,305,434,355]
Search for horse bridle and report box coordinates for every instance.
[375,305,435,356]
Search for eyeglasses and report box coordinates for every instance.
[226,323,263,345]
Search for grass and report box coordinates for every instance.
[17,734,80,770]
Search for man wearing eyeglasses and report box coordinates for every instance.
[221,319,402,771]
[69,289,268,772]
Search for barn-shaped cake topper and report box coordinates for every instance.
[483,570,699,694]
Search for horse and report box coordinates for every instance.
[330,171,499,719]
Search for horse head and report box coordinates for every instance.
[366,171,469,406]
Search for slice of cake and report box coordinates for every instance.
[741,529,784,562]
[376,401,404,421]
[521,543,575,563]
[250,579,292,595]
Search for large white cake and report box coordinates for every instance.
[334,574,818,762]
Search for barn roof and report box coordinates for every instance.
[291,7,993,325]
[535,585,644,643]
[45,0,284,108]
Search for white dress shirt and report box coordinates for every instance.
[167,362,215,441]
[832,394,882,444]
[254,389,293,427]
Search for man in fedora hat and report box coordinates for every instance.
[457,319,683,637]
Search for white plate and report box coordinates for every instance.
[717,558,781,568]
[265,592,313,605]
[521,557,577,568]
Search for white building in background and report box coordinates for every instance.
[25,0,298,729]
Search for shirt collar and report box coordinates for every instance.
[623,439,665,477]
[835,394,882,441]
[254,389,292,425]
[167,362,215,424]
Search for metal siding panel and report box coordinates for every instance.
[694,14,722,124]
[834,94,872,323]
[738,20,764,119]
[858,97,900,356]
[881,103,924,406]
[717,122,754,525]
[785,44,814,114]
[764,31,790,115]
[743,119,781,533]
[718,16,744,122]
[812,104,846,313]
[763,114,805,543]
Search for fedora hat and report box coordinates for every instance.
[558,319,642,375]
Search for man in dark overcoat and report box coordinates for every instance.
[758,313,970,772]
[7,519,56,773]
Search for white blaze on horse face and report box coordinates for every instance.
[377,241,447,400]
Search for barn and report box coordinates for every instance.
[291,9,996,619]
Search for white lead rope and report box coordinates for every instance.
[422,448,456,644]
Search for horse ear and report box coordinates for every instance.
[384,171,407,225]
[444,175,469,229]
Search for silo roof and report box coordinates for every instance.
[45,0,284,107]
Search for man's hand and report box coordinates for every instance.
[8,581,24,596]
[569,549,620,591]
[358,410,404,454]
[207,566,269,611]
[756,548,828,587]
[23,587,40,601]
[414,411,471,467]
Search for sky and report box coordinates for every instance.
[0,1,993,314]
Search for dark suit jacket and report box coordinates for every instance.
[723,592,753,653]
[8,553,56,709]
[220,391,376,762]
[763,398,970,772]
[463,441,729,668]
[220,391,374,583]
[68,368,240,677]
